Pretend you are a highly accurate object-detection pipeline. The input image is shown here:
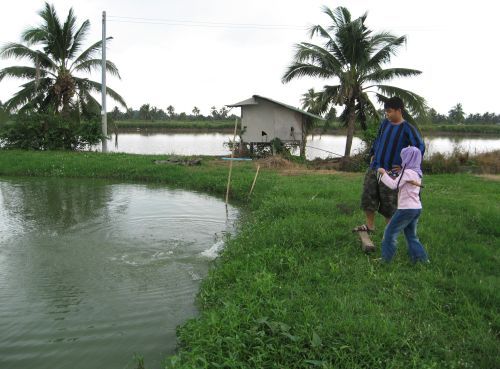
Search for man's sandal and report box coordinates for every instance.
[352,224,375,234]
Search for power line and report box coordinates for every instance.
[107,15,308,30]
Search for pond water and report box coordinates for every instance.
[97,131,500,159]
[0,177,238,369]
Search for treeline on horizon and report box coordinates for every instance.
[110,102,500,125]
[1,100,499,125]
[110,104,238,121]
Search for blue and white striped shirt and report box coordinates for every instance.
[370,119,425,170]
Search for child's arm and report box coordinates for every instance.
[408,180,424,188]
[378,168,405,190]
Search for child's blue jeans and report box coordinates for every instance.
[381,208,428,263]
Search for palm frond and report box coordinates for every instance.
[309,24,348,66]
[39,2,65,61]
[77,88,101,117]
[21,27,48,46]
[365,35,406,70]
[68,19,90,60]
[309,24,346,64]
[0,66,53,83]
[355,92,380,129]
[0,43,57,71]
[282,63,334,83]
[70,38,112,69]
[4,78,52,112]
[72,59,121,78]
[326,6,351,29]
[75,78,127,108]
[375,85,427,118]
[362,68,421,84]
[318,84,342,108]
[369,32,401,49]
[60,7,78,64]
[293,42,343,75]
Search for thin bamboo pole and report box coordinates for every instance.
[248,165,260,196]
[225,118,239,205]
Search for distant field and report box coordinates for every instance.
[418,124,500,135]
[113,119,235,130]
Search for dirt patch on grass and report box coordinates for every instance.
[476,174,500,182]
[256,155,299,169]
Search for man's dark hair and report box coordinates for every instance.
[384,97,405,111]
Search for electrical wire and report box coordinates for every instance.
[107,15,308,30]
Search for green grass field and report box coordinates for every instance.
[0,150,498,369]
[419,124,500,135]
[113,120,236,130]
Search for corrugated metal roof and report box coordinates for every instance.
[226,97,258,106]
[227,95,324,120]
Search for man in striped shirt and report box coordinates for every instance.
[354,97,425,249]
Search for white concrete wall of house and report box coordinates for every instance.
[241,99,303,143]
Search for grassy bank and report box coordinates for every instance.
[113,120,236,131]
[418,124,500,135]
[112,120,500,135]
[310,123,500,136]
[0,150,498,369]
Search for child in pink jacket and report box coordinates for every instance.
[377,146,429,263]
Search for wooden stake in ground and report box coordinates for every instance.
[225,118,239,205]
[248,165,260,197]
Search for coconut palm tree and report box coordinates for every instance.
[282,6,426,157]
[301,88,321,114]
[0,2,126,116]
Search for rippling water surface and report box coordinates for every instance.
[0,177,238,369]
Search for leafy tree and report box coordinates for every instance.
[139,104,151,120]
[0,2,126,116]
[301,88,321,114]
[156,109,167,120]
[219,106,229,119]
[282,6,426,156]
[166,105,175,118]
[192,106,200,116]
[448,103,465,123]
[210,106,218,119]
[110,106,122,120]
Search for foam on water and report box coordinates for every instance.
[200,240,225,259]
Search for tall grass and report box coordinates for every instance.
[424,150,500,174]
[0,150,498,369]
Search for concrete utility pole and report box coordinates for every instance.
[101,10,107,152]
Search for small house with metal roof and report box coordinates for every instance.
[227,95,323,156]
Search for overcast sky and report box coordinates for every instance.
[1,0,498,116]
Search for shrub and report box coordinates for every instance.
[0,113,103,150]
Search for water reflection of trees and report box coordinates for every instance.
[0,177,118,325]
[0,177,114,231]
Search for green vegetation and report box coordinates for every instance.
[418,124,500,135]
[0,150,498,369]
[0,2,125,116]
[113,119,236,131]
[312,121,500,136]
[111,104,237,121]
[0,113,102,150]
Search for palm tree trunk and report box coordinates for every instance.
[300,116,307,158]
[344,104,356,157]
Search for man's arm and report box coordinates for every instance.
[406,123,425,156]
[369,120,385,158]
